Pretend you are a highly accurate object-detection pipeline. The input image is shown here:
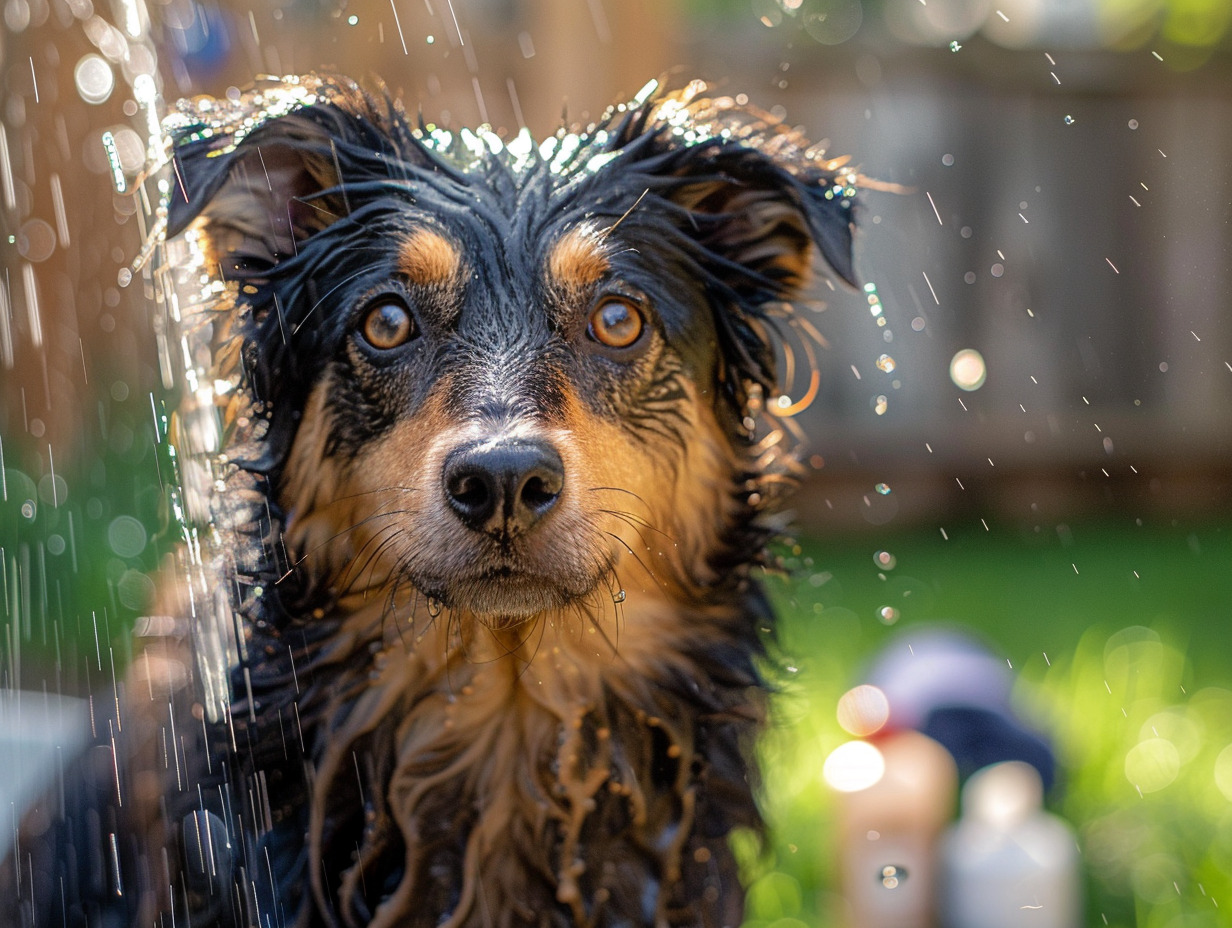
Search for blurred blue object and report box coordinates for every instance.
[864,629,1056,790]
[0,691,91,863]
[165,0,232,79]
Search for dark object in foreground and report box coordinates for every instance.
[16,76,858,927]
[864,628,1056,788]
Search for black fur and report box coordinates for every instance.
[14,75,857,928]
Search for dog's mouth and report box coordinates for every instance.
[415,561,608,628]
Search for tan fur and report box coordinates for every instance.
[397,227,464,288]
[547,224,610,298]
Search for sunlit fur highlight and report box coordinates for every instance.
[397,226,464,288]
[546,223,611,298]
[84,74,862,928]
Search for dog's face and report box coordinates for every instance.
[167,76,856,633]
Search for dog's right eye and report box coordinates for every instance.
[360,300,417,350]
[587,297,645,350]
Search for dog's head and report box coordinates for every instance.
[167,75,857,632]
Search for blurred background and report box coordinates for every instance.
[1,0,1230,925]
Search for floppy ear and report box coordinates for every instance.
[163,78,422,473]
[609,81,858,294]
[165,77,404,276]
[603,81,859,403]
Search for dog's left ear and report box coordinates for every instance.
[610,82,858,301]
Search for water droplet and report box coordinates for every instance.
[1128,118,1139,130]
[426,596,443,617]
[1063,114,1075,125]
[20,499,36,519]
[880,864,907,888]
[612,589,627,604]
[117,267,133,287]
[873,395,888,416]
[949,40,962,52]
[876,354,896,373]
[877,605,900,625]
[874,483,891,496]
[873,550,897,569]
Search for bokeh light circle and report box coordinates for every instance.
[949,348,987,391]
[1214,744,1232,802]
[823,740,886,792]
[803,0,863,45]
[17,219,56,262]
[1124,737,1180,794]
[118,568,156,610]
[108,514,148,558]
[837,685,891,737]
[74,54,115,104]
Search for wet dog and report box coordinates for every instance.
[22,76,857,928]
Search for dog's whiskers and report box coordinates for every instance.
[339,523,406,596]
[600,510,660,557]
[586,485,651,508]
[275,506,412,585]
[325,485,419,503]
[290,265,385,335]
[598,187,650,240]
[598,507,674,544]
[601,529,670,594]
[577,583,623,659]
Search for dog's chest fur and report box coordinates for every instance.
[228,585,768,928]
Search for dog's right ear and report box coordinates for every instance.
[165,80,396,276]
[167,115,348,276]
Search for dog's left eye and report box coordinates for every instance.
[587,298,644,349]
[360,300,417,350]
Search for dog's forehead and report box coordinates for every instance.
[384,162,664,326]
[397,156,620,259]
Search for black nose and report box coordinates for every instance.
[443,439,564,536]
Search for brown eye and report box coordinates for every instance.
[587,298,644,349]
[361,300,416,350]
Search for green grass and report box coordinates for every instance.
[743,518,1232,927]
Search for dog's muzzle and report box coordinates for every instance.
[442,438,564,539]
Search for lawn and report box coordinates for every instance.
[743,518,1232,927]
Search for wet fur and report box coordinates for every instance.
[35,77,857,928]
